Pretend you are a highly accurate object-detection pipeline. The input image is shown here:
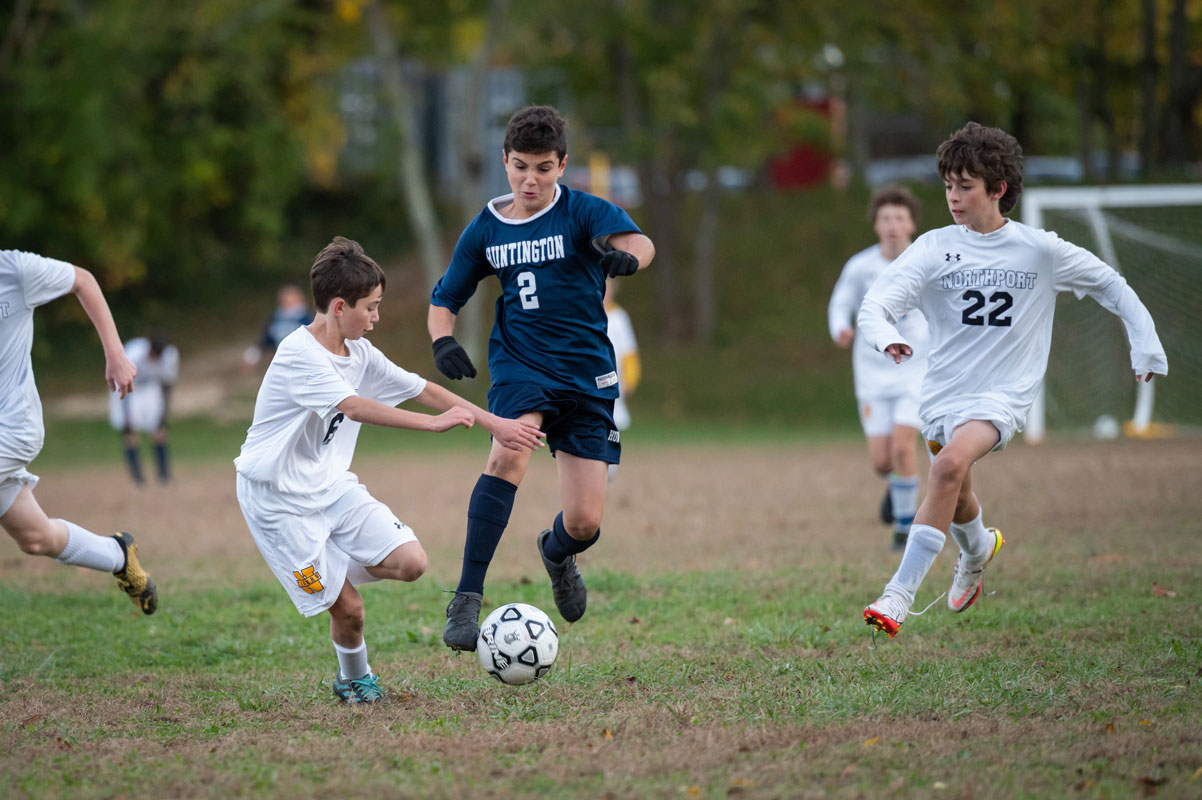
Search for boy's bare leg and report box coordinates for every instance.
[1,484,155,613]
[328,580,384,702]
[535,453,608,624]
[913,420,999,533]
[365,541,427,582]
[1,486,69,557]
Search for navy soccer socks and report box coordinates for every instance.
[540,511,600,564]
[456,474,518,595]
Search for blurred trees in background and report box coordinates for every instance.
[1,0,1199,341]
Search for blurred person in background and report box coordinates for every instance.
[108,331,179,485]
[827,185,928,551]
[241,284,313,375]
[0,249,157,615]
[603,277,640,481]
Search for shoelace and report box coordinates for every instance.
[350,674,385,702]
[868,592,946,650]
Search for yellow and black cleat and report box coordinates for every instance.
[112,532,157,615]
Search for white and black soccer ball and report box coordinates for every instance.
[476,602,558,685]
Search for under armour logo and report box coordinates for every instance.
[945,252,961,262]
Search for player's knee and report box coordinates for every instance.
[332,596,365,632]
[562,513,601,541]
[928,453,969,489]
[10,527,54,557]
[395,548,427,582]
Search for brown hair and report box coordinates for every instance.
[936,122,1024,214]
[503,105,567,161]
[868,184,921,226]
[309,237,386,313]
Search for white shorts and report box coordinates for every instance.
[857,393,922,438]
[236,476,417,617]
[922,413,1016,460]
[0,455,39,517]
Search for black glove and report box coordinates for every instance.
[601,249,639,278]
[432,336,477,380]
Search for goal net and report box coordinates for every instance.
[1022,185,1202,441]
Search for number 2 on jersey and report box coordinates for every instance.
[961,290,1013,327]
[518,271,539,310]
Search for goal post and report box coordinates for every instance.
[1022,184,1202,442]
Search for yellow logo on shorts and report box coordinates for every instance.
[293,565,324,594]
[927,440,943,456]
[863,402,871,419]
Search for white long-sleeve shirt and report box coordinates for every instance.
[828,244,929,400]
[857,221,1167,432]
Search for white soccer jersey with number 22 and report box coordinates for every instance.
[857,221,1168,433]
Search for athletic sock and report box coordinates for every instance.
[455,474,517,595]
[154,442,170,483]
[333,641,370,681]
[949,509,992,561]
[540,511,600,564]
[883,523,946,607]
[123,447,144,484]
[53,520,125,573]
[889,473,919,533]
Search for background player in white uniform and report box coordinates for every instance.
[828,186,928,549]
[858,123,1167,639]
[0,249,157,615]
[604,278,640,480]
[234,237,543,704]
[108,333,179,485]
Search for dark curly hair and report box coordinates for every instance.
[936,122,1024,214]
[503,106,567,162]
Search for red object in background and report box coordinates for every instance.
[768,97,833,190]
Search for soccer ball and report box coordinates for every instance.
[477,602,558,685]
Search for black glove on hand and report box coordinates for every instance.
[432,336,477,380]
[601,249,639,278]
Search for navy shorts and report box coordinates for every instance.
[488,383,620,465]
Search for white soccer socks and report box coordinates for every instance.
[53,520,125,573]
[883,523,947,607]
[949,509,992,562]
[334,641,371,681]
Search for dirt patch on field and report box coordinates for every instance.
[3,437,1200,590]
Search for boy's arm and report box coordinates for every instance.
[428,304,477,380]
[337,394,476,434]
[856,245,927,364]
[1051,236,1167,381]
[413,381,545,452]
[602,232,655,277]
[72,267,136,398]
[828,258,862,348]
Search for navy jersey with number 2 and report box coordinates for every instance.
[431,184,641,398]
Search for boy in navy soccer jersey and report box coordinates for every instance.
[428,105,656,650]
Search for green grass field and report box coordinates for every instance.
[2,434,1200,799]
